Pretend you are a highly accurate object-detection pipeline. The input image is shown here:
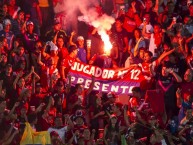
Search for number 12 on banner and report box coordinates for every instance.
[130,69,141,80]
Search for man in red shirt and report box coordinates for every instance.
[60,45,78,79]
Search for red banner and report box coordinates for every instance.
[69,61,146,94]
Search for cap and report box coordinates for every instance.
[26,21,34,26]
[73,110,85,121]
[77,36,84,41]
[54,18,60,25]
[4,19,11,25]
[107,92,117,98]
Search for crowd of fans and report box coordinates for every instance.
[0,0,193,144]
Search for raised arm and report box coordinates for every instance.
[24,66,34,81]
[176,88,183,108]
[69,31,77,46]
[13,72,22,90]
[8,102,20,117]
[52,31,59,44]
[133,37,144,57]
[60,65,66,80]
[65,75,71,94]
[37,53,44,66]
[157,48,175,65]
[65,114,74,131]
[123,105,130,127]
[142,22,151,39]
[41,44,50,58]
[167,68,182,83]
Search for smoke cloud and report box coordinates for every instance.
[60,0,115,33]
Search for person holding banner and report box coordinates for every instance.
[89,52,117,69]
[60,45,78,79]
[135,48,177,90]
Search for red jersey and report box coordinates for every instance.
[61,55,76,75]
[138,60,157,78]
[138,61,158,90]
[58,47,69,60]
[123,13,142,33]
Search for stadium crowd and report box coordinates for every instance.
[0,0,193,144]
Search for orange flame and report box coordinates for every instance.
[99,30,112,55]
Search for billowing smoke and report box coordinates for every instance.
[61,0,97,30]
[59,0,115,52]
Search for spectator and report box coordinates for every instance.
[38,42,59,89]
[140,0,158,25]
[176,69,193,123]
[69,34,87,63]
[89,93,105,139]
[9,45,29,71]
[45,18,68,47]
[111,16,128,67]
[103,92,117,115]
[0,64,15,108]
[55,36,69,68]
[48,114,73,144]
[11,10,25,37]
[0,3,11,30]
[112,0,128,18]
[60,45,78,79]
[156,62,182,120]
[23,20,39,54]
[31,40,43,74]
[52,78,71,113]
[123,3,142,39]
[148,23,163,58]
[7,0,21,19]
[0,18,14,51]
[103,114,121,145]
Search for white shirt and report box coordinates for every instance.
[139,23,154,38]
[48,126,68,143]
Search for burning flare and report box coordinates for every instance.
[78,8,115,55]
[98,30,112,55]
